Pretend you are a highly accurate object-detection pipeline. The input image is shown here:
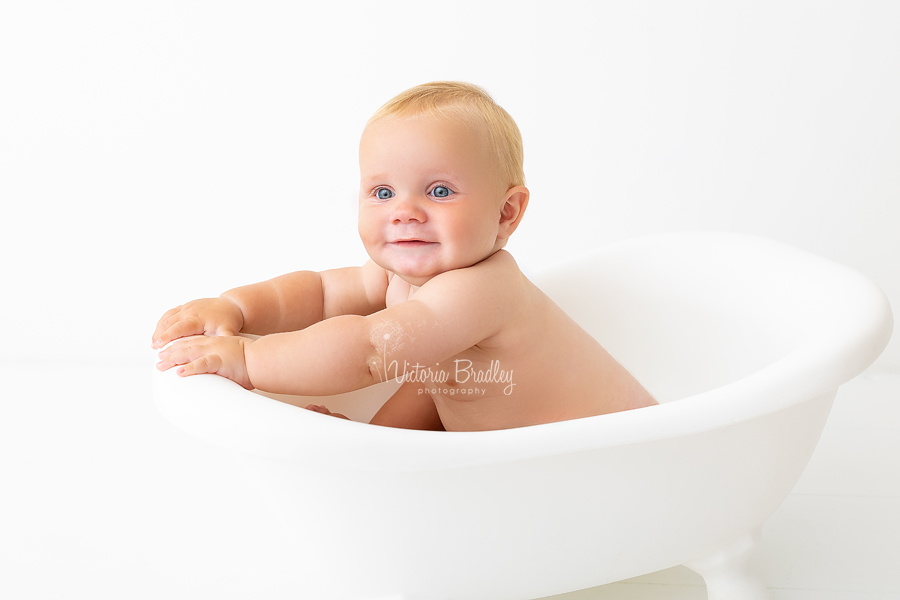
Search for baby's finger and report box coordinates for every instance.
[152,306,182,345]
[154,316,203,348]
[177,354,223,378]
[156,337,204,370]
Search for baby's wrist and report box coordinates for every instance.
[219,293,246,331]
[236,336,254,389]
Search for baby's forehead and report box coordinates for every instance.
[360,112,501,182]
[365,115,493,161]
[366,111,487,139]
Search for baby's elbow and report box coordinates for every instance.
[365,355,386,385]
[359,315,408,386]
[362,332,389,386]
[338,314,387,389]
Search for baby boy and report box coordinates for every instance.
[153,81,657,432]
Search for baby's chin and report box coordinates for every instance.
[376,256,440,280]
[388,265,457,287]
[371,248,499,284]
[389,264,448,285]
[394,260,488,286]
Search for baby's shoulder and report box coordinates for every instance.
[379,251,527,308]
[418,250,526,302]
[438,248,521,283]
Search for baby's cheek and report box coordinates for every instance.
[357,224,381,253]
[357,208,380,237]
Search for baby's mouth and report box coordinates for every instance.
[390,239,436,247]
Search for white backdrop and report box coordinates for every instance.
[2,0,897,369]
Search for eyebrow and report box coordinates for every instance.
[360,174,388,184]
[360,170,462,184]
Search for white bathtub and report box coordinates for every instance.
[154,231,893,600]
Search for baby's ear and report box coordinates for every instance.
[498,186,529,239]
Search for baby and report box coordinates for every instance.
[153,81,657,432]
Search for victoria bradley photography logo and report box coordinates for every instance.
[377,333,515,396]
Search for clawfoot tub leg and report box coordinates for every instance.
[684,527,770,600]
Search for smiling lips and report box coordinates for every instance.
[390,239,436,247]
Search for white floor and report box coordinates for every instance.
[1,363,898,599]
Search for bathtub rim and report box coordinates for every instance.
[152,230,894,472]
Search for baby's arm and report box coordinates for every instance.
[157,257,516,397]
[151,260,388,348]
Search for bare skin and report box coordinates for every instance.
[153,113,657,431]
[368,251,657,431]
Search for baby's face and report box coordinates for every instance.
[358,114,509,286]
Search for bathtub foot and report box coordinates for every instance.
[684,528,770,600]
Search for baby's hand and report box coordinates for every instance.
[156,335,253,390]
[151,298,244,349]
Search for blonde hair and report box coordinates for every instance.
[367,81,526,188]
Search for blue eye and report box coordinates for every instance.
[431,185,452,198]
[375,188,394,200]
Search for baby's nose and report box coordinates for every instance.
[391,194,427,223]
